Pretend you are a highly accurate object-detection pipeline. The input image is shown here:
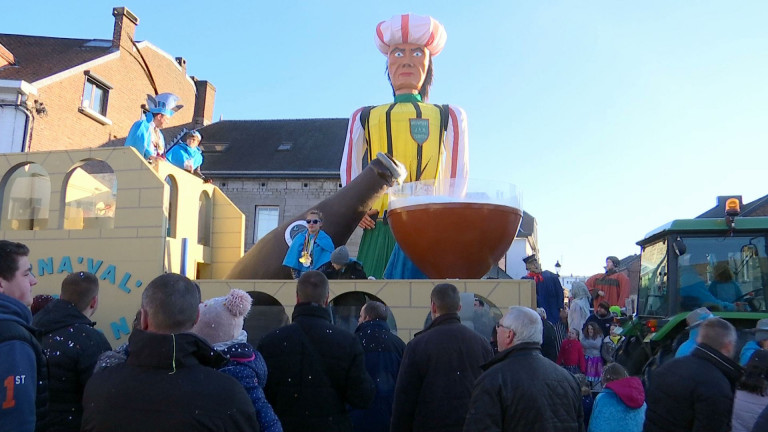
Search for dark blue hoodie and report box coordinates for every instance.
[0,292,48,432]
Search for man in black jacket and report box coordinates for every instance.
[463,306,584,432]
[32,271,112,432]
[82,273,259,432]
[390,283,494,432]
[258,270,375,432]
[643,317,742,432]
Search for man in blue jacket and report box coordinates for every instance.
[0,241,45,432]
[124,93,183,161]
[351,301,405,432]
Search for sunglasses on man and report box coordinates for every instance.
[305,219,321,225]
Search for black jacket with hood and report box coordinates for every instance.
[32,299,112,432]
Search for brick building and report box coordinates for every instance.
[0,6,215,153]
[200,118,352,252]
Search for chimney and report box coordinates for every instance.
[193,78,216,128]
[175,57,187,74]
[112,7,139,51]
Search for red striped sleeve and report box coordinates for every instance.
[345,107,363,184]
[449,107,459,178]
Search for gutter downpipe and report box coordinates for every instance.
[0,94,33,152]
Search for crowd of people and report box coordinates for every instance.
[2,239,768,431]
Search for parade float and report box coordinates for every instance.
[0,14,535,346]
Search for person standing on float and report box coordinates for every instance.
[340,14,469,279]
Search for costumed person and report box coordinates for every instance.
[282,210,334,279]
[586,256,631,310]
[318,245,368,280]
[339,13,468,279]
[557,328,587,374]
[521,254,564,326]
[124,93,183,161]
[675,307,714,358]
[166,130,207,180]
[191,289,282,432]
[569,281,591,335]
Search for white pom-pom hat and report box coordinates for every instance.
[375,14,447,57]
[192,289,252,345]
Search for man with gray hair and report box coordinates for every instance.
[644,317,742,432]
[463,306,584,432]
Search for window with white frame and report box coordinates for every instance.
[254,206,279,243]
[81,73,112,116]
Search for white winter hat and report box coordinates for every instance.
[192,289,252,345]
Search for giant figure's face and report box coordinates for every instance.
[388,43,430,95]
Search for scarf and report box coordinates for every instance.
[527,271,544,283]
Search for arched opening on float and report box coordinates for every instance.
[163,175,178,238]
[0,162,50,230]
[62,159,116,229]
[328,291,398,334]
[422,292,502,342]
[243,291,289,347]
[198,191,212,246]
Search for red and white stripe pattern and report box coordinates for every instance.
[375,14,447,57]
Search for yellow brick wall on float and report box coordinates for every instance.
[196,279,536,342]
[0,147,245,345]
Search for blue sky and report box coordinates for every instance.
[5,1,768,276]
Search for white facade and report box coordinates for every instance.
[0,80,36,153]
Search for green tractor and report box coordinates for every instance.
[615,204,768,379]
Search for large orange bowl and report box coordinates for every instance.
[388,202,523,279]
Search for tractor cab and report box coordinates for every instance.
[616,200,768,376]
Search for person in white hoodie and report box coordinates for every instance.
[731,350,768,432]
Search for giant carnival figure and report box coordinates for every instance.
[341,13,468,279]
[227,13,467,280]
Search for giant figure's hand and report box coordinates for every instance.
[358,209,379,229]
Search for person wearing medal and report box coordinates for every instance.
[282,210,335,279]
[339,13,469,280]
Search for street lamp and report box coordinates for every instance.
[554,260,562,275]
